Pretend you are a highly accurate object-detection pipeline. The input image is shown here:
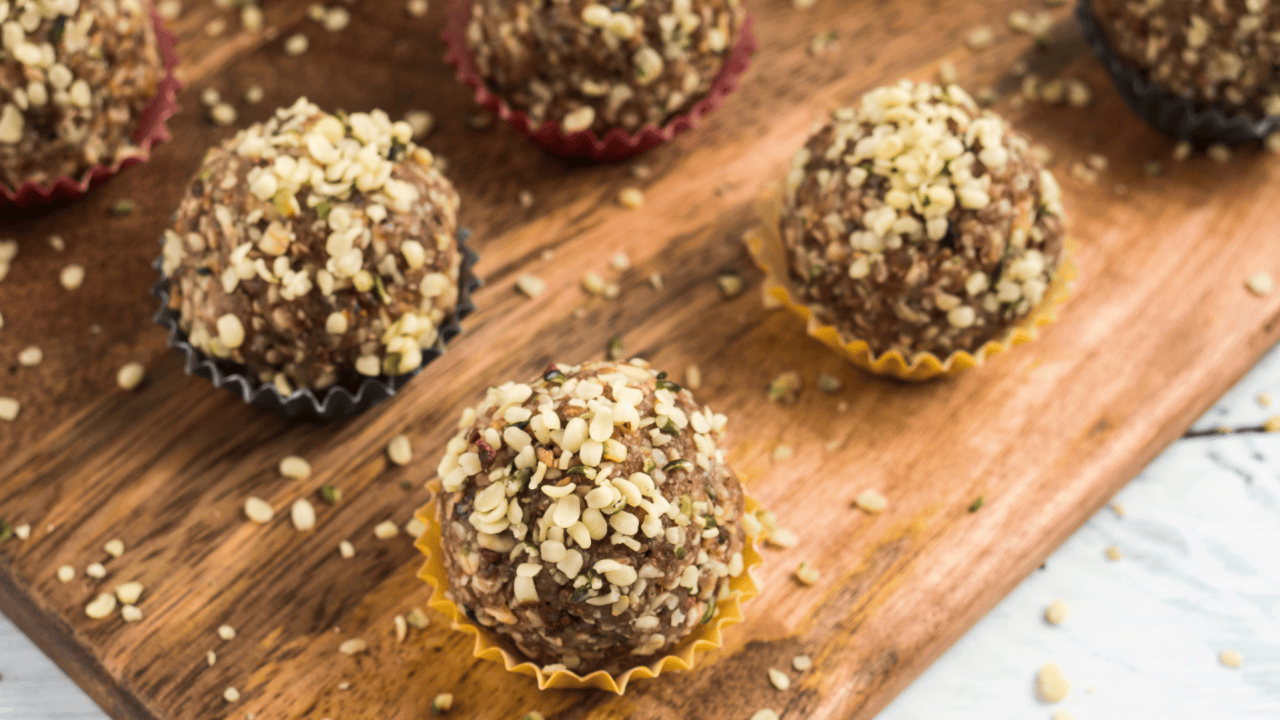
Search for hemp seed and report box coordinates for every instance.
[121,605,143,622]
[431,693,453,714]
[17,346,41,366]
[86,563,107,579]
[244,85,265,104]
[1105,545,1122,561]
[84,593,117,619]
[284,33,309,56]
[768,667,791,690]
[792,655,812,671]
[291,499,317,531]
[223,686,240,703]
[338,540,355,558]
[117,362,146,390]
[516,274,546,298]
[1246,272,1274,296]
[855,490,888,514]
[279,455,312,479]
[339,638,368,655]
[374,520,399,539]
[115,581,144,605]
[1220,649,1243,668]
[406,0,428,17]
[57,565,75,583]
[60,263,85,290]
[244,497,274,524]
[1036,662,1071,702]
[388,434,413,465]
[104,539,125,557]
[1044,598,1069,625]
[795,561,820,586]
[210,102,237,127]
[218,624,236,640]
[406,608,429,628]
[618,187,644,209]
[0,397,19,421]
[965,25,994,50]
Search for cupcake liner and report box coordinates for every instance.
[413,482,764,694]
[744,183,1076,382]
[1076,0,1280,145]
[2,6,184,206]
[442,0,757,162]
[150,229,481,422]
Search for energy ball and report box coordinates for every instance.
[162,98,463,392]
[466,0,744,135]
[435,359,748,674]
[1091,0,1280,117]
[0,0,165,189]
[779,80,1067,358]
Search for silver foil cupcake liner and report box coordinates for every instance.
[1077,0,1280,145]
[151,229,481,422]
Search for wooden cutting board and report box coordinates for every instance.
[2,0,1279,718]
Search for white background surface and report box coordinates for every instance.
[3,347,1279,719]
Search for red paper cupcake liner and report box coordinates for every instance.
[1,6,184,206]
[442,0,757,163]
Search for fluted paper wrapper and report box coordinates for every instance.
[413,482,763,694]
[442,0,757,162]
[744,183,1076,381]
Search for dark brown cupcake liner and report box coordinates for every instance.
[1077,0,1280,146]
[442,0,757,162]
[2,7,184,206]
[151,229,481,422]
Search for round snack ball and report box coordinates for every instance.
[466,0,744,135]
[1092,0,1280,117]
[0,0,165,189]
[434,359,748,674]
[162,97,463,391]
[779,80,1067,358]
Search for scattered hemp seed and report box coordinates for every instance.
[1037,662,1071,702]
[241,5,264,32]
[406,608,429,629]
[0,520,11,543]
[109,198,134,216]
[431,692,453,714]
[244,497,274,524]
[1267,132,1280,154]
[768,667,792,690]
[210,102,238,127]
[322,6,351,31]
[603,282,620,299]
[86,563,107,579]
[1246,272,1274,296]
[284,33,310,55]
[200,87,221,106]
[279,455,312,479]
[766,526,798,549]
[121,605,143,622]
[606,335,624,360]
[855,490,888,514]
[1258,392,1273,408]
[1263,416,1280,433]
[521,713,545,720]
[515,273,546,298]
[518,190,534,209]
[1086,153,1108,171]
[648,272,664,291]
[937,60,957,85]
[157,0,181,19]
[965,25,994,51]
[792,0,816,7]
[767,371,802,402]
[60,263,86,290]
[1030,144,1053,165]
[618,187,644,209]
[320,484,343,504]
[464,111,494,131]
[291,499,317,531]
[338,540,355,558]
[1144,160,1164,176]
[610,252,631,271]
[1045,598,1069,625]
[1065,78,1093,107]
[816,373,842,393]
[57,565,76,583]
[968,496,985,513]
[1069,162,1098,184]
[374,520,399,540]
[406,0,428,17]
[387,434,413,465]
[771,444,793,463]
[582,271,607,296]
[809,29,837,55]
[1052,711,1076,720]
[685,364,702,390]
[975,86,998,107]
[405,518,428,539]
[1105,545,1123,561]
[795,561,820,586]
[339,638,368,655]
[117,362,146,390]
[1173,140,1193,161]
[630,163,652,180]
[84,593,117,619]
[205,17,227,36]
[217,624,237,640]
[717,271,743,298]
[223,686,240,703]
[17,345,42,366]
[792,655,812,671]
[0,397,19,421]
[1207,144,1232,163]
[244,85,265,104]
[115,581,144,605]
[1220,649,1244,668]
[751,711,780,720]
[206,650,216,666]
[393,614,407,642]
[1110,502,1127,517]
[13,523,29,540]
[104,539,125,557]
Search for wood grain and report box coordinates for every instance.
[3,0,1280,719]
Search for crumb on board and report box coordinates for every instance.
[1220,649,1243,668]
[1037,662,1071,702]
[768,667,792,690]
[855,490,888,514]
[792,654,812,671]
[1105,545,1123,561]
[1045,598,1069,625]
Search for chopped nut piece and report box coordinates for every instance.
[406,518,428,538]
[1110,502,1127,517]
[0,397,19,421]
[406,608,429,629]
[771,444,793,463]
[767,371,802,402]
[217,624,236,640]
[279,455,312,479]
[13,523,29,540]
[618,187,644,209]
[1267,132,1280,154]
[792,654,812,671]
[57,565,76,583]
[1044,598,1069,625]
[116,582,144,605]
[1263,416,1280,433]
[387,434,413,465]
[374,520,399,539]
[284,33,310,55]
[117,362,146,390]
[1207,144,1232,163]
[406,0,428,17]
[339,638,368,655]
[816,374,842,393]
[855,490,888,514]
[1105,545,1122,561]
[244,85,265,104]
[18,346,42,366]
[86,563,107,579]
[1258,392,1273,408]
[582,272,607,296]
[291,499,317,531]
[244,497,274,524]
[518,190,534,208]
[223,686,240,703]
[685,364,702,390]
[85,593,117,619]
[1246,272,1274,296]
[104,539,125,558]
[60,264,86,290]
[1037,662,1071,702]
[794,561,820,586]
[1220,649,1244,668]
[393,614,407,642]
[516,274,546,298]
[1173,141,1193,161]
[210,102,237,127]
[432,692,453,714]
[717,271,743,298]
[965,25,994,50]
[157,0,182,19]
[338,540,355,558]
[768,667,792,690]
[766,526,798,549]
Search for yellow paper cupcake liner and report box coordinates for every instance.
[743,183,1077,381]
[413,483,764,694]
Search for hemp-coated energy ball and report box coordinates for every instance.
[435,359,748,674]
[779,80,1067,358]
[0,0,165,189]
[465,0,744,135]
[1091,0,1280,117]
[161,98,463,392]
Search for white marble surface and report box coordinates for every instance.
[3,348,1279,720]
